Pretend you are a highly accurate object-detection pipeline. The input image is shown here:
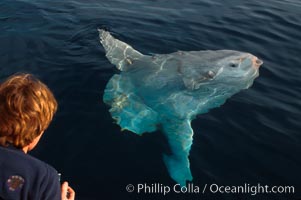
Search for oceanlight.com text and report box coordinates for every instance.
[208,183,294,196]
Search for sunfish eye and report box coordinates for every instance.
[229,63,238,68]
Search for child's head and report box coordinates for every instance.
[0,73,57,149]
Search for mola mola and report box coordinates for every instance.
[99,29,262,186]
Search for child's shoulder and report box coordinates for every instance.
[0,145,58,179]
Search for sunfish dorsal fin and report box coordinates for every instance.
[98,29,143,71]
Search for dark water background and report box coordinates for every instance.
[0,0,301,199]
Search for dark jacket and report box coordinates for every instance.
[0,145,60,200]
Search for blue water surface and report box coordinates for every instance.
[0,0,300,199]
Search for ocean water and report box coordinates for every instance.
[0,0,300,199]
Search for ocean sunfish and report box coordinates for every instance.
[98,29,262,186]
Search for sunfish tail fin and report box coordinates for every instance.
[103,74,159,134]
[161,119,194,186]
[98,29,143,71]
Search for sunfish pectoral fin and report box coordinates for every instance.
[98,29,143,71]
[103,74,159,134]
[182,76,210,90]
[161,119,194,186]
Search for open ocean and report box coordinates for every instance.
[0,0,300,199]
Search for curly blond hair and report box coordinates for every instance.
[0,74,57,148]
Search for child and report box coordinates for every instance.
[0,74,75,200]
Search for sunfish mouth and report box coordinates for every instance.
[252,56,263,68]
